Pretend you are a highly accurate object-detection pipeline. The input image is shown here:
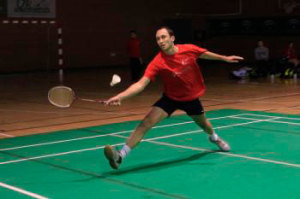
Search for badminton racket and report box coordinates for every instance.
[48,86,104,108]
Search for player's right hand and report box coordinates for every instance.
[104,96,121,106]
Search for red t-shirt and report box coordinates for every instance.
[144,44,207,101]
[127,38,141,58]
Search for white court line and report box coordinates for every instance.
[206,92,300,103]
[0,145,112,165]
[242,113,300,120]
[0,114,243,152]
[0,182,49,199]
[111,134,300,168]
[0,116,282,165]
[0,130,131,152]
[230,116,300,125]
[146,139,300,168]
[1,112,296,152]
[238,113,279,118]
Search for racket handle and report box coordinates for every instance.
[79,98,105,103]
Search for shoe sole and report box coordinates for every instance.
[104,145,118,169]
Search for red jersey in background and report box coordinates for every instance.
[128,38,141,58]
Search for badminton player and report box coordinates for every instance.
[104,26,244,169]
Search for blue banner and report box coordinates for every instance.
[8,0,55,18]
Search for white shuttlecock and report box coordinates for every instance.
[110,74,121,87]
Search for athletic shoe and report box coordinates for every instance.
[209,137,231,152]
[104,145,122,169]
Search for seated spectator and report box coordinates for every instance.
[282,42,299,78]
[284,42,299,67]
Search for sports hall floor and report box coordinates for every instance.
[0,66,299,198]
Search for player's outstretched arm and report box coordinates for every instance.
[200,51,244,63]
[105,76,150,106]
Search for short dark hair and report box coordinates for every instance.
[130,30,137,34]
[157,26,174,36]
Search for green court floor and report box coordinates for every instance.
[0,109,299,199]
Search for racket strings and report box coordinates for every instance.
[48,86,75,108]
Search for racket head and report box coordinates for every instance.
[48,86,76,108]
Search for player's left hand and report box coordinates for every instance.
[225,55,244,63]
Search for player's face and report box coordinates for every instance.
[130,32,137,38]
[156,28,175,52]
[258,41,263,47]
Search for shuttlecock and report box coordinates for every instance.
[110,74,121,87]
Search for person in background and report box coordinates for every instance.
[282,42,299,78]
[285,42,299,67]
[127,30,143,82]
[254,40,270,77]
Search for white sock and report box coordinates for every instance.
[120,145,131,159]
[210,132,219,141]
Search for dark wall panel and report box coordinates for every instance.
[0,0,299,72]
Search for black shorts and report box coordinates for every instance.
[153,94,204,116]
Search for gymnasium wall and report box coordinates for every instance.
[0,0,299,72]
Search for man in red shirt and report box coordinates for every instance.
[128,30,143,82]
[104,27,244,169]
[284,42,299,67]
